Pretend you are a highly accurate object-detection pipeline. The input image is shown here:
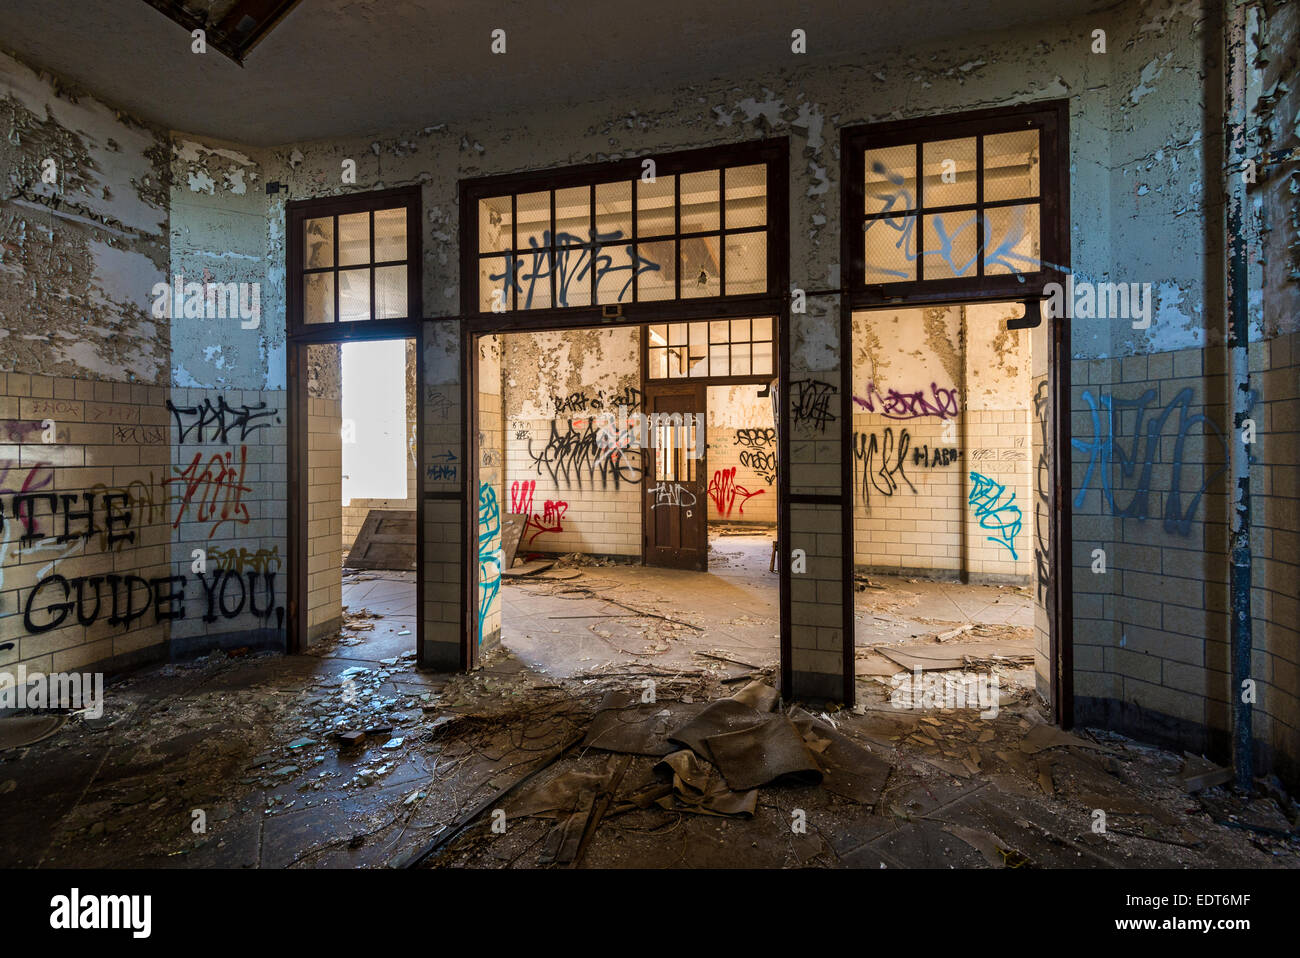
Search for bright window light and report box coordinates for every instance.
[342,339,407,504]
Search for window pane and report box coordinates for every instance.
[709,344,730,377]
[922,212,979,279]
[479,255,512,312]
[688,345,708,377]
[730,318,751,341]
[863,215,917,282]
[637,241,675,301]
[375,265,407,319]
[983,203,1041,275]
[725,164,766,229]
[304,272,334,323]
[554,186,590,245]
[668,323,687,346]
[731,343,751,375]
[648,324,668,346]
[864,145,916,215]
[680,235,720,299]
[725,231,766,295]
[649,346,668,378]
[478,196,512,253]
[636,175,675,237]
[984,130,1040,202]
[305,217,334,268]
[554,233,589,308]
[921,137,977,207]
[594,181,632,243]
[517,248,553,310]
[339,212,369,267]
[516,191,551,251]
[753,340,773,375]
[680,169,720,233]
[374,207,406,262]
[595,240,634,304]
[339,268,370,321]
[752,316,772,342]
[709,320,729,343]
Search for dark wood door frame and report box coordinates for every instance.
[462,317,787,677]
[285,325,424,656]
[838,100,1073,723]
[641,382,708,571]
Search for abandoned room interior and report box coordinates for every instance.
[0,0,1298,889]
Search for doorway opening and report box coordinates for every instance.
[850,302,1052,712]
[297,336,419,662]
[469,323,781,682]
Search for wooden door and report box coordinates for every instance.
[643,384,707,570]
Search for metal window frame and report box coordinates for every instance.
[642,317,777,384]
[844,101,1066,307]
[460,140,784,331]
[286,185,423,338]
[284,186,424,658]
[459,139,791,684]
[840,101,1073,722]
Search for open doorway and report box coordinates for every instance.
[298,336,418,661]
[850,303,1048,710]
[470,323,781,682]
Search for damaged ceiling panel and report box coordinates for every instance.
[140,0,305,64]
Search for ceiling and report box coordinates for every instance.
[2,0,1118,145]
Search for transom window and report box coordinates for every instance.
[471,161,770,313]
[287,187,421,329]
[647,317,774,379]
[844,103,1065,304]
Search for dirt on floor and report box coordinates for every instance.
[1,564,1297,869]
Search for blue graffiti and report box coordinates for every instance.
[968,471,1021,559]
[477,482,501,644]
[1071,388,1227,536]
[864,161,1042,278]
[490,228,663,309]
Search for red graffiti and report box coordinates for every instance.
[511,480,566,544]
[708,467,764,517]
[510,479,536,515]
[525,499,567,545]
[0,461,55,533]
[165,446,252,539]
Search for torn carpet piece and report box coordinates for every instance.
[729,679,780,713]
[581,690,703,756]
[705,715,824,791]
[668,698,769,764]
[510,770,609,820]
[653,749,757,817]
[788,707,892,804]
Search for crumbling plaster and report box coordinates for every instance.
[3,0,1236,390]
[243,0,1216,372]
[0,51,170,383]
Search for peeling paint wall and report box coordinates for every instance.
[1,51,288,679]
[7,0,1297,781]
[168,134,283,391]
[501,328,642,557]
[0,50,170,383]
